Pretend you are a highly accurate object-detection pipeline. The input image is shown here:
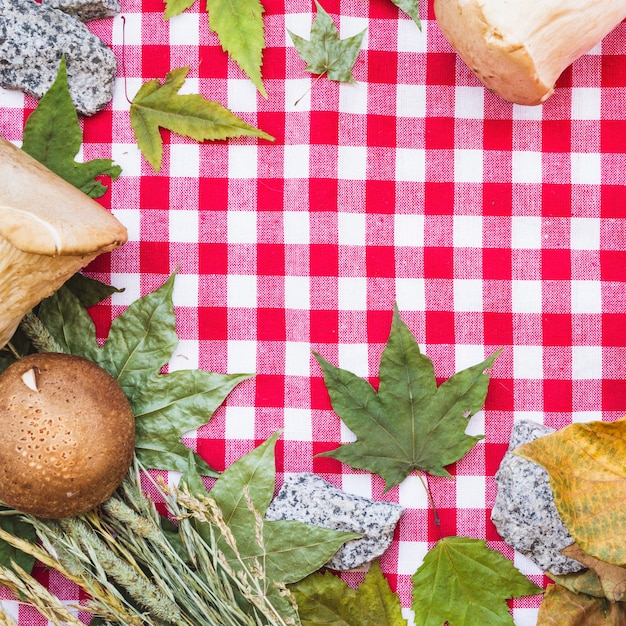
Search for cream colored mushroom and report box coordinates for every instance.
[0,136,127,348]
[434,0,626,105]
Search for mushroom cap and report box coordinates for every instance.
[0,353,135,518]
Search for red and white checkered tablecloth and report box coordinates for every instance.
[1,0,625,623]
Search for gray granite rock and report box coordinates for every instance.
[266,473,403,571]
[491,420,585,575]
[0,0,116,115]
[42,0,120,22]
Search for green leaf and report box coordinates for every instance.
[206,0,266,96]
[21,57,121,198]
[39,274,250,476]
[64,273,124,309]
[292,560,407,626]
[289,1,366,83]
[315,305,499,490]
[390,0,421,31]
[0,510,37,574]
[130,66,274,173]
[183,433,360,621]
[411,537,542,626]
[163,0,195,19]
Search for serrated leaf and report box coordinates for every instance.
[38,274,249,476]
[315,305,498,490]
[206,0,266,96]
[389,0,421,31]
[537,584,625,625]
[291,560,407,626]
[514,418,626,566]
[289,1,366,83]
[183,433,360,621]
[411,536,542,626]
[163,0,195,19]
[130,66,274,172]
[21,57,121,198]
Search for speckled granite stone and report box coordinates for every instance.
[42,0,120,22]
[266,473,404,571]
[0,0,116,115]
[491,420,584,575]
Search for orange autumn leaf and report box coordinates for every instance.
[537,584,626,626]
[514,418,626,566]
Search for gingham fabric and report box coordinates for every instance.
[1,0,625,623]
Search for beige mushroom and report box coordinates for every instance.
[0,352,135,518]
[434,0,626,105]
[0,135,127,348]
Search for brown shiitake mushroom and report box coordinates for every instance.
[0,353,135,518]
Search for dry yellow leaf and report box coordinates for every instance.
[562,544,626,602]
[537,584,626,625]
[514,418,626,565]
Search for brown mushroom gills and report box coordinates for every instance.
[0,353,135,518]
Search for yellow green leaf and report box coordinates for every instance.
[411,536,542,626]
[514,418,626,566]
[130,66,274,172]
[291,560,407,626]
[206,0,267,96]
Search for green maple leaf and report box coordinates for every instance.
[37,273,251,476]
[291,559,407,626]
[289,1,366,83]
[130,66,274,173]
[411,537,542,626]
[315,305,499,490]
[21,57,121,198]
[183,432,360,622]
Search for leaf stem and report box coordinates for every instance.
[417,473,442,538]
[293,72,327,107]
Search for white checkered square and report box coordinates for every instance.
[395,278,426,311]
[571,280,602,313]
[169,12,200,45]
[571,152,602,185]
[283,408,313,440]
[338,343,369,376]
[284,144,310,178]
[338,212,366,245]
[511,216,543,249]
[228,144,258,178]
[570,217,601,250]
[512,151,542,183]
[396,148,426,182]
[396,84,426,118]
[454,279,483,311]
[455,475,486,509]
[453,215,483,248]
[338,277,367,310]
[228,79,258,113]
[285,276,311,309]
[513,345,543,379]
[338,145,368,180]
[225,406,256,439]
[227,340,257,371]
[172,272,199,306]
[227,275,257,307]
[228,211,257,243]
[511,280,542,313]
[169,209,199,243]
[454,149,483,183]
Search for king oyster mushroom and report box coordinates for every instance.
[0,353,135,518]
[0,135,127,349]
